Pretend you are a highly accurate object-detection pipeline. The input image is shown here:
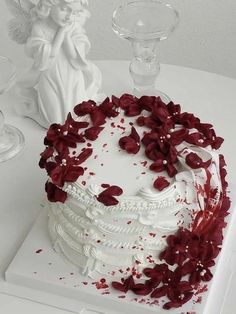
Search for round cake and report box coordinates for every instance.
[39,94,230,310]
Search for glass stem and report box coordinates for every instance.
[129,38,160,92]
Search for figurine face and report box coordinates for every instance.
[50,1,82,26]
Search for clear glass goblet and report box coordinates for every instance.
[0,56,24,162]
[112,0,179,102]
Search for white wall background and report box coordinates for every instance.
[0,0,236,78]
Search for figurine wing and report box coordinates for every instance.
[5,0,34,44]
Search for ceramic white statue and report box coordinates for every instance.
[6,0,104,128]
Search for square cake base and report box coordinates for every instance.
[1,197,236,314]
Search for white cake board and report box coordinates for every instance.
[1,195,236,314]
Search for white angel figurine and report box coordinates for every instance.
[6,0,104,128]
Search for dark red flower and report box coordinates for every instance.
[166,101,181,119]
[142,131,178,160]
[84,126,104,141]
[153,176,170,191]
[45,182,67,203]
[137,95,156,112]
[163,287,194,310]
[118,94,141,116]
[181,248,215,285]
[149,147,178,178]
[185,132,210,147]
[186,152,212,169]
[119,126,140,154]
[46,156,84,187]
[97,185,123,206]
[74,100,95,116]
[45,116,85,154]
[99,97,119,118]
[160,229,199,266]
[151,267,194,309]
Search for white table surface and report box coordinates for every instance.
[0,61,236,314]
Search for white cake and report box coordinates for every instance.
[40,94,230,310]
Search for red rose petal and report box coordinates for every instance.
[103,186,123,196]
[186,152,211,169]
[85,127,104,141]
[45,182,67,203]
[77,148,93,164]
[90,108,106,126]
[154,177,170,191]
[130,126,140,142]
[131,283,153,295]
[74,100,95,116]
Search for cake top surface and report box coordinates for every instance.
[40,94,225,205]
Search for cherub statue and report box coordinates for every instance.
[6,0,104,128]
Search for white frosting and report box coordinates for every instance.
[47,112,222,280]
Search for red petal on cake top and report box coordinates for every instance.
[74,100,95,116]
[65,113,89,129]
[119,126,140,154]
[45,123,85,155]
[99,97,119,118]
[130,126,140,143]
[169,128,189,146]
[103,186,123,196]
[119,93,141,116]
[138,95,156,112]
[119,137,140,154]
[149,156,178,178]
[136,116,145,126]
[39,147,54,169]
[64,166,84,183]
[167,101,181,117]
[77,148,93,164]
[211,136,224,149]
[84,127,104,141]
[151,99,170,123]
[186,152,211,169]
[49,163,84,187]
[90,108,106,126]
[97,194,119,206]
[154,177,170,191]
[176,112,200,129]
[45,182,67,203]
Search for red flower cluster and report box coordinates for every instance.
[44,113,87,155]
[112,166,230,309]
[117,94,223,181]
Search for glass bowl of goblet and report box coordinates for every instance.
[112,0,179,102]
